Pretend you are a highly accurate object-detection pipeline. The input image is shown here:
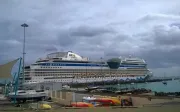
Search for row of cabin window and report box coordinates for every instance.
[32,71,147,75]
[39,66,145,69]
[39,66,107,69]
[25,77,145,83]
[34,74,132,76]
[40,63,146,67]
[36,68,147,71]
[33,75,145,77]
[25,80,70,82]
[31,72,147,75]
[33,69,148,72]
[25,79,99,83]
[40,63,107,66]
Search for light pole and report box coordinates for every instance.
[21,23,29,84]
[86,62,88,87]
[100,57,103,85]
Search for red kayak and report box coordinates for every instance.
[94,98,117,106]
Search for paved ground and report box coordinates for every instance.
[1,94,180,112]
[56,106,180,112]
[0,106,179,112]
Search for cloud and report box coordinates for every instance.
[138,14,180,23]
[153,25,180,46]
[45,46,58,52]
[136,24,180,69]
[138,25,180,46]
[1,0,180,76]
[70,26,115,37]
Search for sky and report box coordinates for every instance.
[1,0,180,76]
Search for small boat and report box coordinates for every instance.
[40,103,51,109]
[85,86,99,91]
[8,90,49,102]
[131,83,135,85]
[162,81,167,85]
[0,95,7,101]
[162,73,167,85]
[62,85,70,89]
[29,101,51,110]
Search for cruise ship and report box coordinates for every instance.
[21,51,152,85]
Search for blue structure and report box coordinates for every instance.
[13,57,22,104]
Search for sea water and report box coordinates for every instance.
[112,80,180,92]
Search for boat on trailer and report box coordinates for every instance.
[8,90,49,102]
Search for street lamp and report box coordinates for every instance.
[21,23,29,84]
[100,57,103,85]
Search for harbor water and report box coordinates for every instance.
[112,80,180,92]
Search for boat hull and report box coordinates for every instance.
[8,90,49,101]
[8,93,47,99]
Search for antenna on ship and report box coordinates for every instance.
[21,23,29,85]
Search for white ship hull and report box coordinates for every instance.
[21,51,152,85]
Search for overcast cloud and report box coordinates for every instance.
[1,0,180,76]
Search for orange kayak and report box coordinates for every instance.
[71,102,94,107]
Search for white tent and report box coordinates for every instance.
[0,59,19,78]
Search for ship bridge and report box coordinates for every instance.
[120,57,146,64]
